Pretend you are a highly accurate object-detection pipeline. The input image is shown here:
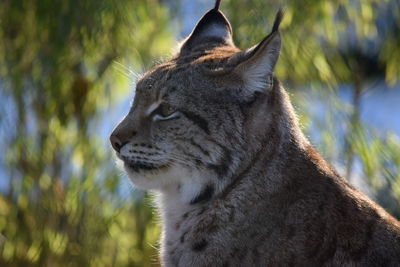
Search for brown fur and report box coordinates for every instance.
[110,3,400,266]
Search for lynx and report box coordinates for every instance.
[110,1,400,266]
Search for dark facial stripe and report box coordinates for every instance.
[175,143,204,167]
[189,138,210,156]
[191,239,208,252]
[180,231,187,243]
[207,145,232,179]
[181,110,210,135]
[219,119,280,199]
[190,184,215,205]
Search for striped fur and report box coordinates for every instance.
[110,3,400,266]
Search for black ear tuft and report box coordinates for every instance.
[272,8,284,32]
[214,0,222,10]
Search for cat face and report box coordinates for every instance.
[111,53,244,191]
[110,6,283,201]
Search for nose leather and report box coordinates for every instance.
[109,122,137,152]
[110,135,127,153]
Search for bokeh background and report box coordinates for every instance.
[0,0,399,266]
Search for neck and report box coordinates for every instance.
[155,129,314,266]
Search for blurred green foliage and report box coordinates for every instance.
[0,0,172,265]
[0,0,399,266]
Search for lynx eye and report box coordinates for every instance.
[152,102,179,121]
[159,103,175,117]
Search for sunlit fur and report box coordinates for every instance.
[111,5,400,267]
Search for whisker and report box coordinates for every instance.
[113,61,142,83]
[166,156,192,167]
[168,152,206,168]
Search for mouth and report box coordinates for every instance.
[116,151,170,172]
[124,161,169,172]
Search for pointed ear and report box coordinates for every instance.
[234,10,283,95]
[180,1,233,54]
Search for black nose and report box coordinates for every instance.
[110,134,129,153]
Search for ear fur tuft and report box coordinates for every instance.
[272,8,284,33]
[214,0,222,10]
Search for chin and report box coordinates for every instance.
[124,163,185,191]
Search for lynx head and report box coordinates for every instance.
[110,1,285,204]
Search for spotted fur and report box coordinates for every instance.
[110,3,400,266]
